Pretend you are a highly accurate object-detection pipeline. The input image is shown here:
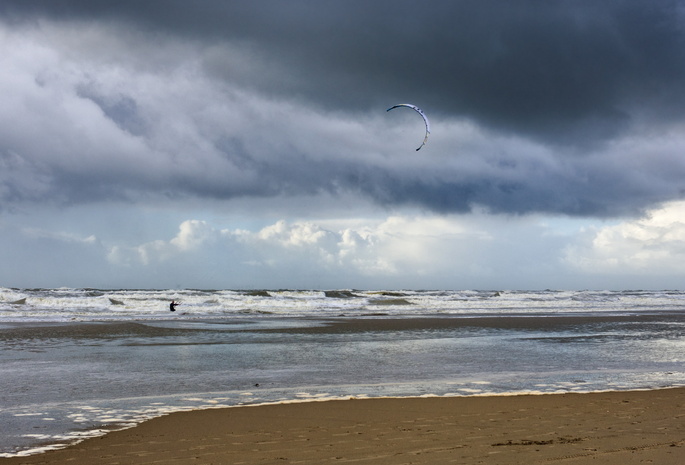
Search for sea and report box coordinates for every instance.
[0,287,684,457]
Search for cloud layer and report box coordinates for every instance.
[2,1,685,218]
[2,2,685,289]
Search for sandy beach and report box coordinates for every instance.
[2,388,683,465]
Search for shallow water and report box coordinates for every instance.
[1,289,684,456]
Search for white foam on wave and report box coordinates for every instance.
[3,287,679,322]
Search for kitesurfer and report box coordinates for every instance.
[169,300,179,312]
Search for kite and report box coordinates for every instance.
[386,104,430,151]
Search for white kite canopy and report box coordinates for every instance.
[387,103,430,151]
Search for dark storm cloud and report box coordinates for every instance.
[2,0,685,218]
[4,0,685,144]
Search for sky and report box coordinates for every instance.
[2,0,685,290]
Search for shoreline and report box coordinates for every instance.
[2,387,683,464]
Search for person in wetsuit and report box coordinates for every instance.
[169,300,179,312]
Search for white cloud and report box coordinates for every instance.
[105,215,494,279]
[100,213,556,289]
[108,220,224,266]
[7,201,685,290]
[170,220,219,251]
[565,200,685,274]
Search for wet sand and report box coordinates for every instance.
[3,311,683,339]
[2,388,683,465]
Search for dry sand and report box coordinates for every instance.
[2,388,683,465]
